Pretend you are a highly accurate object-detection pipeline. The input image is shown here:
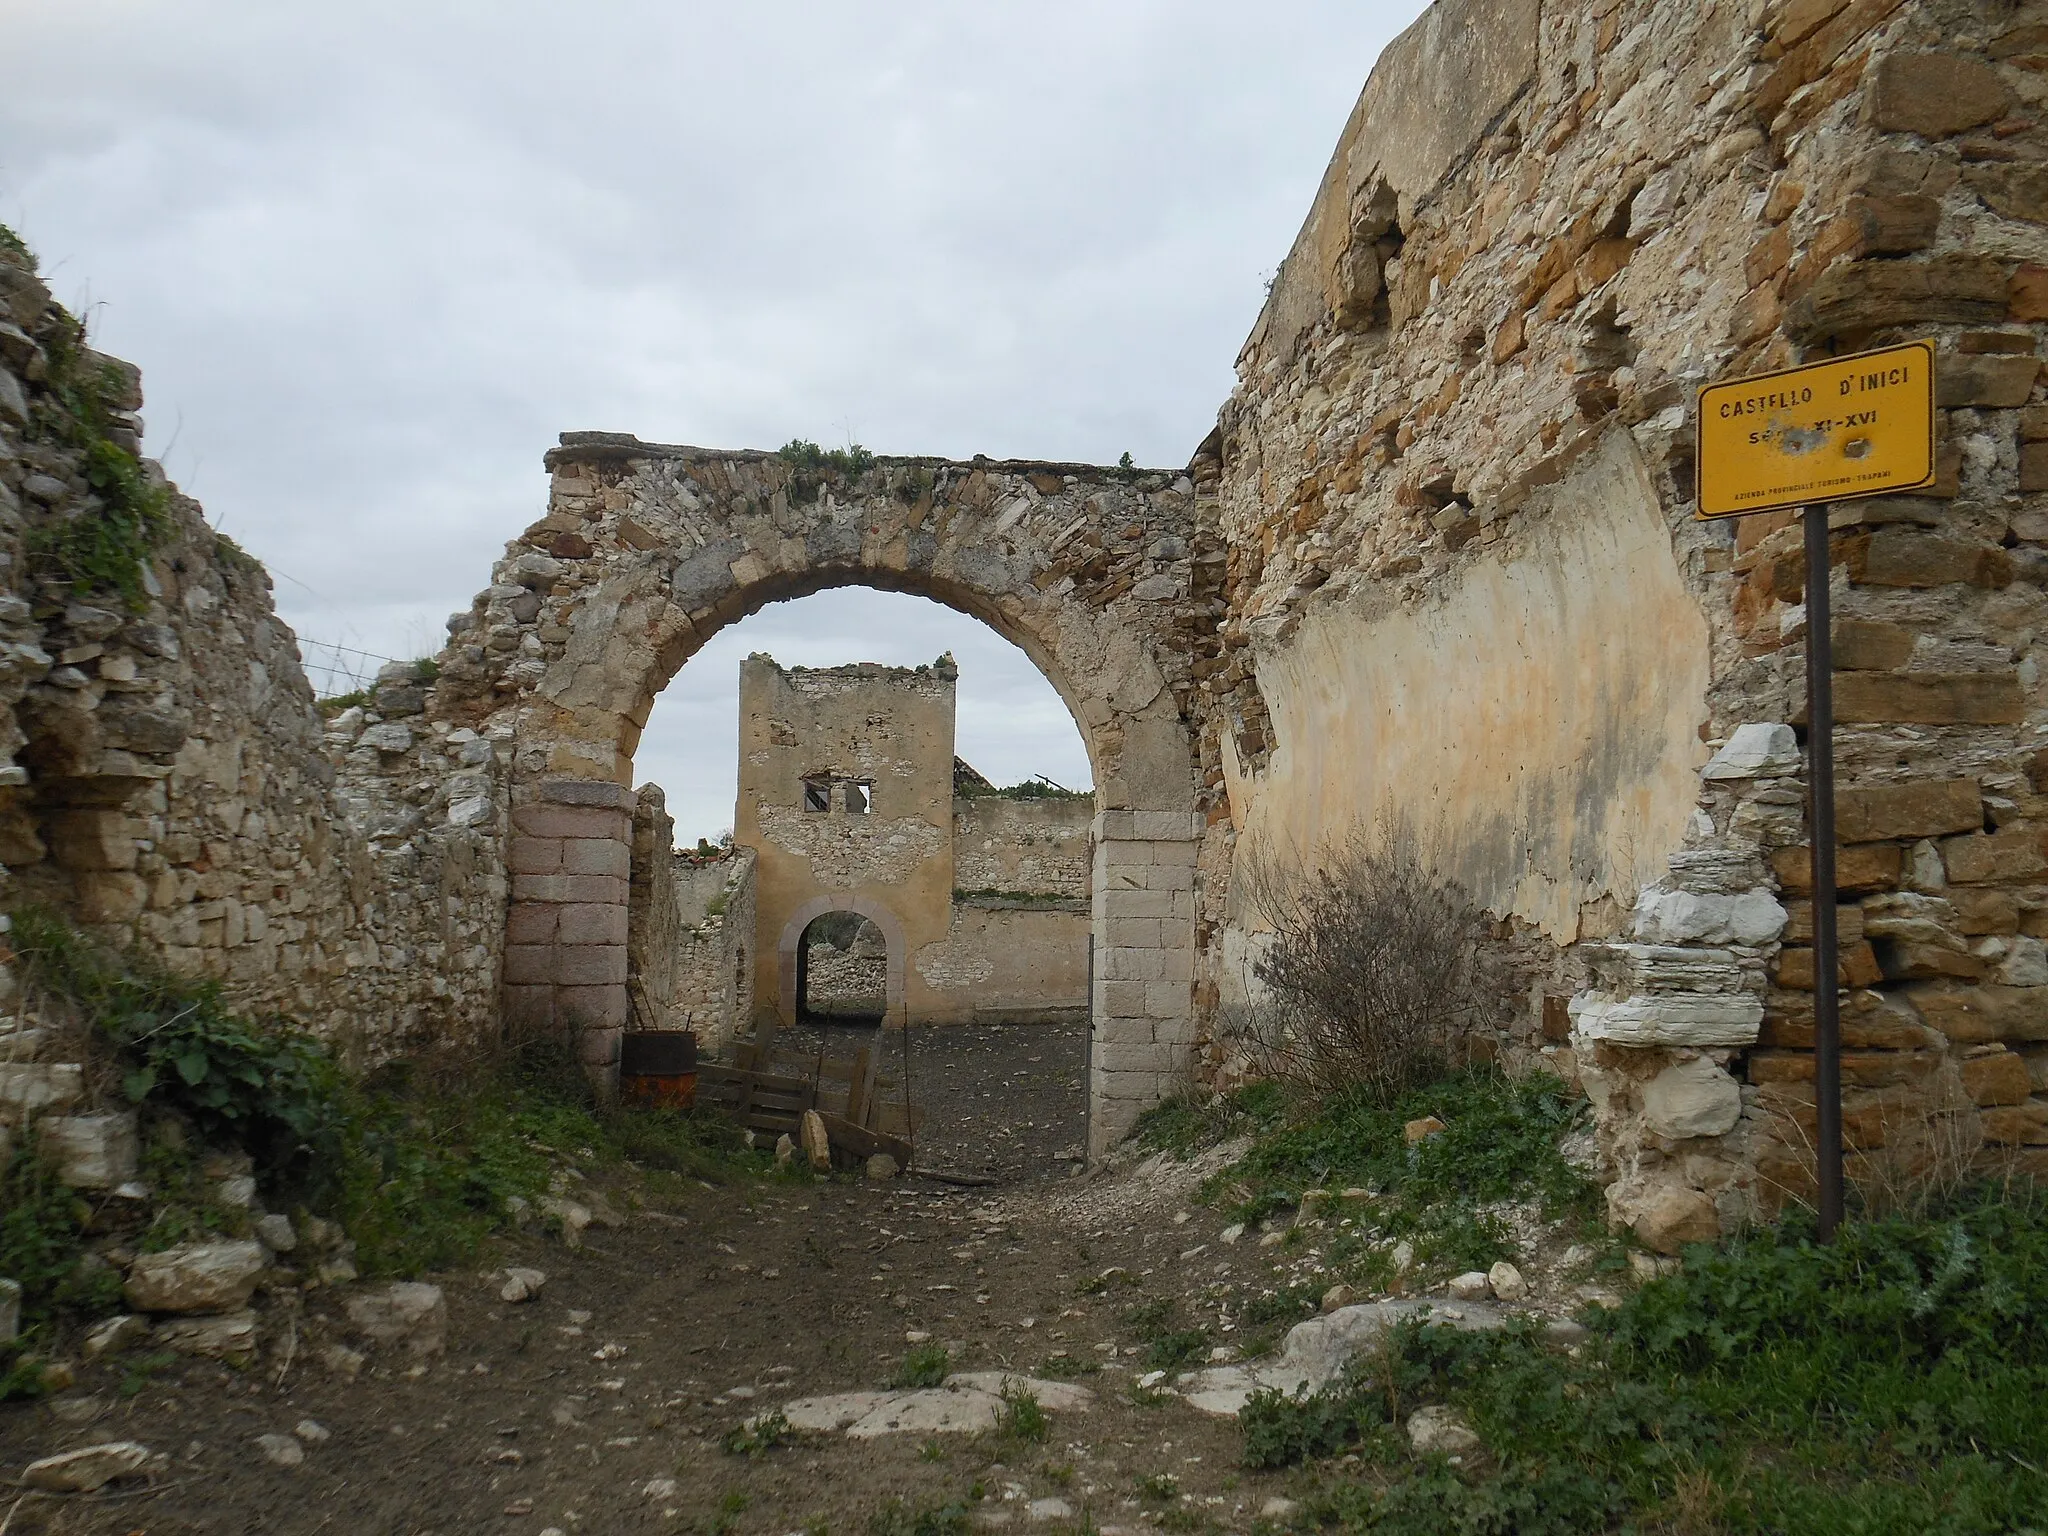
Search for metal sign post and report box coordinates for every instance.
[1696,340,1937,1241]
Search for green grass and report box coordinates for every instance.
[721,1408,795,1458]
[1242,1181,2048,1533]
[4,908,787,1298]
[7,257,176,606]
[996,1383,1049,1444]
[892,1342,952,1389]
[1142,1069,1598,1285]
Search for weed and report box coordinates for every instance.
[867,1498,971,1536]
[0,222,31,267]
[892,1341,952,1389]
[211,532,264,581]
[1135,1080,1288,1157]
[0,1146,125,1339]
[1237,821,1506,1104]
[1121,1296,1209,1370]
[780,438,877,502]
[1240,1376,1396,1471]
[1268,1183,2048,1532]
[1042,1461,1074,1486]
[9,909,779,1283]
[706,1489,751,1536]
[996,1384,1049,1443]
[721,1408,795,1458]
[1077,1266,1137,1296]
[19,297,174,607]
[0,1347,48,1403]
[117,1350,178,1399]
[11,906,347,1200]
[1197,1069,1595,1283]
[1136,1473,1180,1504]
[1126,1380,1171,1409]
[1159,1509,1207,1533]
[918,1437,947,1462]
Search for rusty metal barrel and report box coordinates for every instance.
[619,1031,698,1110]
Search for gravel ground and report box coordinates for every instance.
[776,1019,1091,1182]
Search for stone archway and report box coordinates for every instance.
[778,893,907,1030]
[452,435,1215,1153]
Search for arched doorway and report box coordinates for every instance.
[796,911,888,1023]
[775,892,908,1030]
[464,435,1210,1153]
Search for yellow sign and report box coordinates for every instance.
[1695,340,1936,519]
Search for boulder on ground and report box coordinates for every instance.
[1632,1185,1720,1254]
[801,1109,831,1171]
[1407,1404,1482,1458]
[83,1313,149,1359]
[23,1441,164,1492]
[152,1309,258,1360]
[124,1239,267,1313]
[500,1267,548,1303]
[344,1281,447,1356]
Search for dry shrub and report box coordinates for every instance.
[1234,821,1508,1105]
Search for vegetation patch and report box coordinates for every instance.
[892,1341,953,1389]
[1141,1069,1598,1286]
[952,777,1089,801]
[2,228,176,608]
[721,1408,796,1458]
[1241,1183,2048,1533]
[4,908,790,1308]
[779,438,877,501]
[868,1498,972,1536]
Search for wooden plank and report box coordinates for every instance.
[872,1100,926,1138]
[855,1044,881,1129]
[817,1112,913,1166]
[696,1066,814,1096]
[845,1045,873,1127]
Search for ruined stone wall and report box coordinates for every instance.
[653,846,756,1052]
[736,656,956,1026]
[952,795,1092,896]
[1199,0,2048,1245]
[0,243,506,1066]
[626,783,683,1029]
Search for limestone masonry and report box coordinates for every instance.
[4,0,2047,1227]
[732,653,1090,1034]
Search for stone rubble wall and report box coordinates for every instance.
[0,243,506,1068]
[1198,0,2048,1246]
[657,846,756,1054]
[951,795,1092,896]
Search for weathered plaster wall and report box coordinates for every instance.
[925,898,1091,1024]
[1200,0,2048,1244]
[736,656,956,1027]
[1228,430,1710,945]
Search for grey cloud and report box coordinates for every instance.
[0,0,1422,835]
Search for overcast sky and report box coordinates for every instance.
[2,0,1424,840]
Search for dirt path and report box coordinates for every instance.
[0,1029,1321,1534]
